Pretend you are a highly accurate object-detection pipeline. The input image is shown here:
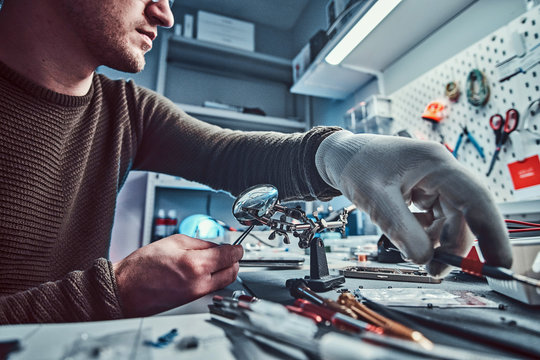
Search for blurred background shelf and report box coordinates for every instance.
[177,102,307,132]
[167,36,292,83]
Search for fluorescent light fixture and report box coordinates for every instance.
[325,0,403,65]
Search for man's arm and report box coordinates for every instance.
[0,259,122,324]
[128,85,342,201]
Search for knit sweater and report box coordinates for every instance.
[0,61,341,324]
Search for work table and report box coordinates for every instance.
[1,253,539,359]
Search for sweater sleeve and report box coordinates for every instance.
[0,259,123,324]
[130,86,343,201]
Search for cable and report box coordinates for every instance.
[466,69,490,107]
[508,227,540,233]
[505,219,540,227]
[445,81,460,102]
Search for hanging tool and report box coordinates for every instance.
[439,134,453,153]
[445,81,461,102]
[452,126,485,160]
[433,252,540,288]
[421,101,445,123]
[512,98,540,161]
[486,108,519,176]
[466,69,490,107]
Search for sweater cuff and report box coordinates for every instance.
[304,126,344,201]
[92,258,124,320]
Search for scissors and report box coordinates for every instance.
[486,108,519,176]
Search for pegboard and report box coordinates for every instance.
[390,5,540,203]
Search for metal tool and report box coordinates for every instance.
[433,251,540,288]
[486,108,519,176]
[232,184,355,291]
[452,126,485,160]
[232,184,353,249]
[337,292,432,349]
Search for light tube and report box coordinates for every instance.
[325,0,403,65]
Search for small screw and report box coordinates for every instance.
[427,303,433,309]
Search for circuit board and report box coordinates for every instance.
[340,266,442,284]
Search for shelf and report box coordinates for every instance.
[167,35,292,83]
[177,103,307,132]
[497,200,540,216]
[151,173,212,191]
[291,0,475,99]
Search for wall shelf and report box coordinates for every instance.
[167,35,292,83]
[156,32,306,132]
[177,103,306,132]
[290,0,475,99]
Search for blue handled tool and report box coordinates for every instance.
[486,108,519,176]
[453,126,485,160]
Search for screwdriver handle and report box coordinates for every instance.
[433,252,513,280]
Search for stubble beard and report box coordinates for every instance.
[60,0,148,73]
[100,36,147,73]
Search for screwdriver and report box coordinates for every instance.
[434,252,540,288]
[337,292,433,349]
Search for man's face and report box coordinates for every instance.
[59,0,174,73]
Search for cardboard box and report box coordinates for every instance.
[196,11,255,52]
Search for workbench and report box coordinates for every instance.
[1,250,539,359]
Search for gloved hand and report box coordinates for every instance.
[315,130,512,276]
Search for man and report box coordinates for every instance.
[0,0,511,324]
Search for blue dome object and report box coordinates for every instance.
[179,214,224,241]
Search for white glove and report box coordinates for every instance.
[315,130,512,276]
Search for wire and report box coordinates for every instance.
[505,219,540,227]
[508,227,540,233]
[466,69,490,107]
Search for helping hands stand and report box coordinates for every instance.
[233,185,354,292]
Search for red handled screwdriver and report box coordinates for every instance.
[434,252,540,288]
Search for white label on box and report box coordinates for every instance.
[196,11,254,52]
[183,14,193,38]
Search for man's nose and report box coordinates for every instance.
[146,0,175,28]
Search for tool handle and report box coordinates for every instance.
[433,252,514,280]
[485,149,500,176]
[452,133,464,158]
[490,114,503,131]
[504,109,519,133]
[466,132,485,158]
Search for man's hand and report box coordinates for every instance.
[113,235,243,318]
[316,131,512,277]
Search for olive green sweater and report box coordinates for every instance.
[0,61,341,324]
